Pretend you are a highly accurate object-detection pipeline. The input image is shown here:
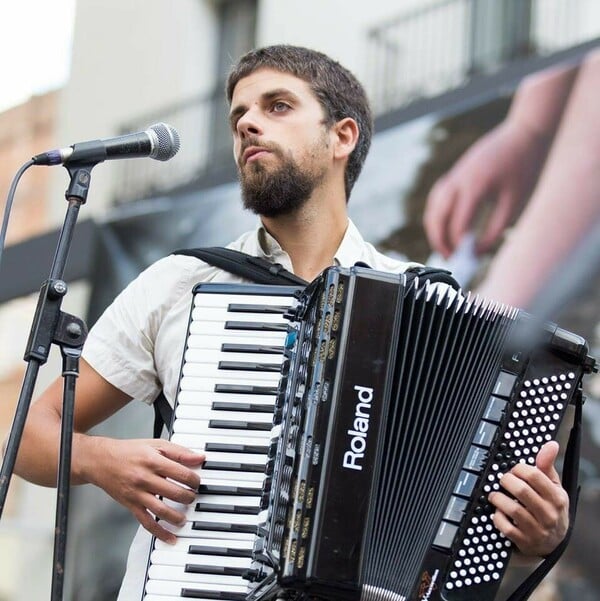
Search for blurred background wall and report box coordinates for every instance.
[0,1,598,599]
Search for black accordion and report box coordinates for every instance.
[247,266,595,601]
[142,266,596,601]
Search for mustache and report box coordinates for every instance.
[239,137,283,162]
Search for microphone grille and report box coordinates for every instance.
[148,122,181,161]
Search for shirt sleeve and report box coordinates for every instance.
[81,255,199,404]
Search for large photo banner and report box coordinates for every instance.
[74,54,599,601]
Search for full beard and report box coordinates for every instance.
[239,145,327,218]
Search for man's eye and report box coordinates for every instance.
[272,101,289,112]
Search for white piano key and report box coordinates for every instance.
[196,476,265,490]
[182,511,260,526]
[145,575,247,595]
[199,469,265,483]
[150,549,252,569]
[173,419,272,438]
[144,595,204,601]
[182,364,281,382]
[171,433,271,449]
[175,406,274,424]
[191,494,261,508]
[189,321,287,337]
[161,495,261,518]
[193,292,296,308]
[177,390,277,406]
[179,376,278,392]
[192,307,288,323]
[185,349,284,365]
[186,333,286,350]
[154,537,254,554]
[160,520,256,541]
[201,452,267,466]
[144,596,232,601]
[148,563,249,586]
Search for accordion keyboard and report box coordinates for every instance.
[142,284,299,601]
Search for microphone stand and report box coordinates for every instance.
[0,162,96,601]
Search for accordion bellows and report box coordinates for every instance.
[250,266,594,601]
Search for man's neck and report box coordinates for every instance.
[261,199,349,282]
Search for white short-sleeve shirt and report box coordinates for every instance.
[82,219,418,600]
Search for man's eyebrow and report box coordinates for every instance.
[229,88,301,126]
[261,88,299,102]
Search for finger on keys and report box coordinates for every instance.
[155,440,204,491]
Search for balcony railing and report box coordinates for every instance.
[114,0,599,204]
[367,0,600,114]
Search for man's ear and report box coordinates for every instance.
[333,117,359,160]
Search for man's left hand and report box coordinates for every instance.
[488,440,569,557]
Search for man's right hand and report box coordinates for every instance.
[10,359,204,544]
[79,436,204,543]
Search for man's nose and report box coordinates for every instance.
[237,109,263,138]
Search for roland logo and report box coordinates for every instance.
[342,385,374,471]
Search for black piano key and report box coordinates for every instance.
[185,564,248,577]
[227,303,288,314]
[181,589,247,600]
[204,442,269,454]
[215,384,278,395]
[202,461,265,473]
[188,545,253,558]
[225,320,288,332]
[211,401,275,413]
[208,419,272,431]
[192,521,257,534]
[218,360,281,372]
[221,343,284,354]
[198,484,261,496]
[195,502,259,515]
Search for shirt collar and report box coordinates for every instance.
[251,218,368,270]
[333,219,369,267]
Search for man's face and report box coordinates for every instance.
[229,68,333,217]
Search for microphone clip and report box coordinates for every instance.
[64,162,95,204]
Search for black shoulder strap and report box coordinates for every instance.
[173,246,308,286]
[405,264,461,291]
[153,247,307,438]
[153,390,174,439]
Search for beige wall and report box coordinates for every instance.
[0,89,61,601]
[0,90,58,244]
[49,0,221,225]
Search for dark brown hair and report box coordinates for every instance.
[226,45,373,200]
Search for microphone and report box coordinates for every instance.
[32,122,181,166]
